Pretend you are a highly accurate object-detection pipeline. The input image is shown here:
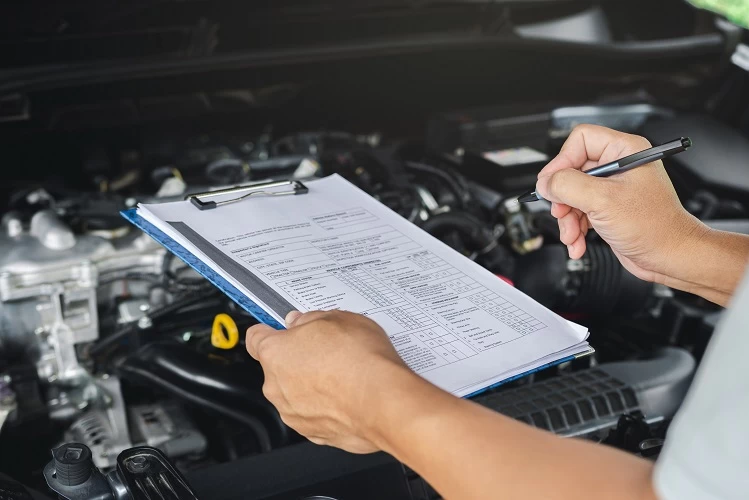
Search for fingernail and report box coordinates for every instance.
[567,244,574,256]
[536,176,550,199]
[285,310,302,326]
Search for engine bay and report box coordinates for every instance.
[1,1,749,498]
[2,105,743,499]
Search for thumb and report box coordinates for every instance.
[285,310,303,327]
[536,168,610,214]
[285,310,331,328]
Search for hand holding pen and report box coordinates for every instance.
[525,125,708,287]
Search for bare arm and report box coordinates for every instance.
[655,226,749,306]
[374,363,658,500]
[246,311,660,500]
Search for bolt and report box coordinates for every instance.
[126,455,150,473]
[137,317,153,329]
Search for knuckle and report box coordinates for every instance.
[279,413,301,431]
[314,316,338,332]
[622,134,651,152]
[261,382,279,402]
[572,123,593,135]
[305,310,336,324]
[254,335,276,359]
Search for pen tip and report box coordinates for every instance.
[517,192,538,203]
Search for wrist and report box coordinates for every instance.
[660,222,749,305]
[358,361,419,449]
[363,364,452,456]
[660,212,708,278]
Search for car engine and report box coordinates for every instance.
[2,104,745,499]
[1,1,748,498]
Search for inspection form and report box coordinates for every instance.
[135,174,591,397]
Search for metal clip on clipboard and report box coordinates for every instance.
[186,180,309,210]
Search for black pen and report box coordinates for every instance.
[517,137,692,203]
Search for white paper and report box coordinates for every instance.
[138,174,589,397]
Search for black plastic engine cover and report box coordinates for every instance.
[186,442,414,500]
[643,113,749,198]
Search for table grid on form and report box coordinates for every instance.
[468,290,546,334]
[329,268,403,308]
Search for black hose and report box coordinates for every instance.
[88,292,213,358]
[419,212,494,250]
[405,162,468,208]
[117,340,289,451]
[118,363,274,453]
[162,252,209,291]
[420,212,513,274]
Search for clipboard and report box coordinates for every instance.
[122,176,593,399]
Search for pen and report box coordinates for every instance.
[517,137,692,203]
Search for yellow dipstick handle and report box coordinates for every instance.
[212,313,239,349]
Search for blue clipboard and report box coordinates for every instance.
[121,206,590,399]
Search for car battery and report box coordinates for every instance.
[426,104,555,192]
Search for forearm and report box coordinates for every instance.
[370,369,658,500]
[662,225,749,306]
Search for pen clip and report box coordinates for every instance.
[186,180,309,210]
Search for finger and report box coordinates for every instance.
[558,212,581,246]
[581,159,601,172]
[285,310,303,327]
[285,310,333,328]
[538,125,618,177]
[245,323,279,361]
[551,202,572,219]
[578,211,590,237]
[536,168,613,214]
[568,233,587,259]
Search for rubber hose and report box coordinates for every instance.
[118,363,274,453]
[419,212,494,250]
[88,292,213,358]
[119,341,289,447]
